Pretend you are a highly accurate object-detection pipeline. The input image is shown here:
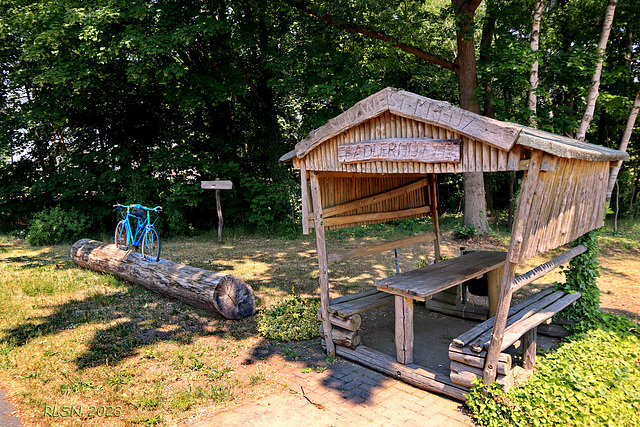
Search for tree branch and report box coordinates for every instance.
[284,0,458,72]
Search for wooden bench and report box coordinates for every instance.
[319,288,395,349]
[448,286,581,391]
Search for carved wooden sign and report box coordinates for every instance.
[338,138,461,164]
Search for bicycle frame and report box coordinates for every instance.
[114,204,161,248]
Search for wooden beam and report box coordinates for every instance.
[309,173,335,357]
[511,244,587,293]
[322,178,430,218]
[448,349,511,375]
[327,233,436,264]
[300,163,310,235]
[428,174,441,261]
[335,345,468,401]
[322,206,431,228]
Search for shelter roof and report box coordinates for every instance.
[282,87,629,163]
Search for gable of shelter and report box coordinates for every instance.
[295,87,522,160]
[296,110,524,175]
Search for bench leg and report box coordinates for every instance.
[522,327,537,370]
[395,296,414,364]
[487,264,504,317]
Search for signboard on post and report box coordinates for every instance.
[201,180,234,243]
[201,180,234,190]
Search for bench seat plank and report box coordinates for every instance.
[498,292,581,352]
[467,290,581,353]
[452,286,556,348]
[329,290,394,318]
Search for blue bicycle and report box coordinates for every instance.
[113,204,163,262]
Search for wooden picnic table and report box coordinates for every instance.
[375,251,507,364]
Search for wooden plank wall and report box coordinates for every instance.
[300,112,522,174]
[510,157,609,264]
[311,175,432,230]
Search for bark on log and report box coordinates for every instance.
[70,239,256,319]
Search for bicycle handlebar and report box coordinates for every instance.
[113,203,163,212]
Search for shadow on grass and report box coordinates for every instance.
[0,281,259,370]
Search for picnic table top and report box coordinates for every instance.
[375,251,507,300]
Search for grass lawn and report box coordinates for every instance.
[0,216,639,426]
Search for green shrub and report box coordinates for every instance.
[555,230,601,328]
[257,295,320,342]
[453,224,478,239]
[26,207,93,246]
[466,328,640,426]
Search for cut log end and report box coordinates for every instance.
[213,275,256,320]
[70,239,256,320]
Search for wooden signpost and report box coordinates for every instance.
[201,180,233,242]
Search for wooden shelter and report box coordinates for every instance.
[280,87,629,400]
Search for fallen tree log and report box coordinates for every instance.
[70,239,256,319]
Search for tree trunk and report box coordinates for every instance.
[607,86,640,201]
[528,0,545,124]
[576,0,617,141]
[289,0,490,234]
[70,239,256,320]
[479,11,496,119]
[454,0,491,235]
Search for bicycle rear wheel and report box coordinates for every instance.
[141,227,161,262]
[115,221,128,250]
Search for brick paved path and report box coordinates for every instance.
[186,345,476,427]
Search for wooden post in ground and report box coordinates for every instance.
[486,264,504,317]
[300,163,311,235]
[484,150,544,385]
[522,327,537,370]
[201,180,233,243]
[428,174,442,262]
[395,296,414,364]
[309,172,335,357]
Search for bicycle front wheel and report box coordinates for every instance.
[141,227,161,262]
[115,220,128,250]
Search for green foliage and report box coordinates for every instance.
[453,225,478,239]
[0,0,639,235]
[257,295,321,342]
[26,207,92,246]
[554,230,601,327]
[466,328,640,427]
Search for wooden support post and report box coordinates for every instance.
[309,173,335,357]
[395,295,414,364]
[483,263,516,385]
[522,327,537,370]
[428,174,441,262]
[484,150,544,386]
[300,163,310,235]
[486,264,504,317]
[216,188,223,243]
